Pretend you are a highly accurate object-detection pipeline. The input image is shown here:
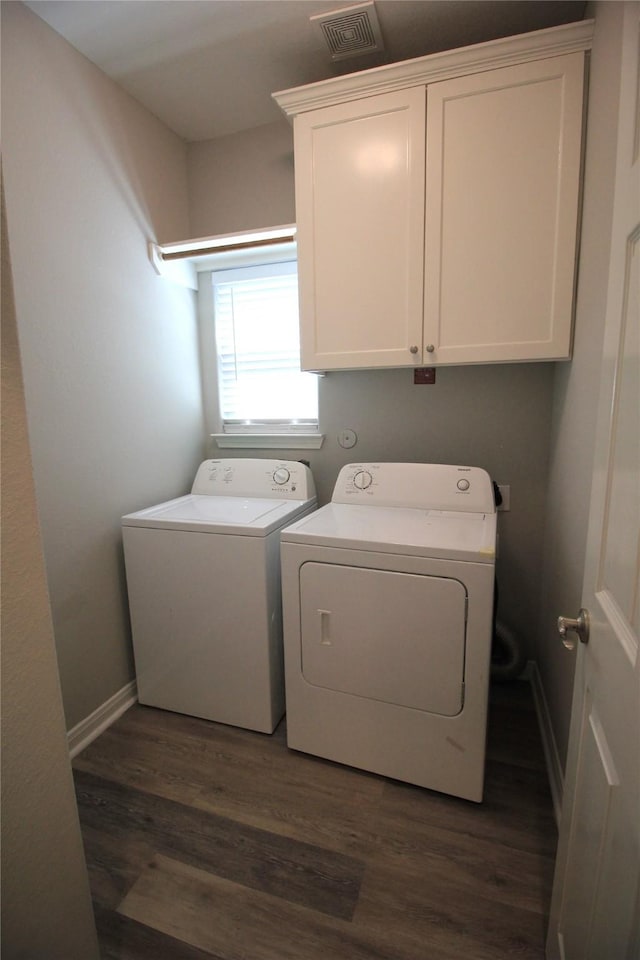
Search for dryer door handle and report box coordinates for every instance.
[318,609,332,645]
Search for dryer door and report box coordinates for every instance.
[299,562,467,716]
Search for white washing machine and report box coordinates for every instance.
[281,462,497,802]
[122,458,316,733]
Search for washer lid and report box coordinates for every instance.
[280,502,497,562]
[122,493,316,536]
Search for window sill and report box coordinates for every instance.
[211,433,325,450]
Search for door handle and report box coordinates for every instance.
[318,609,332,645]
[557,608,590,650]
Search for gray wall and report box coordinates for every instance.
[2,3,206,729]
[188,119,296,237]
[1,180,99,960]
[536,0,624,771]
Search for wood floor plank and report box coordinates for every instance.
[354,855,548,960]
[74,768,364,921]
[194,740,385,857]
[375,762,557,862]
[73,706,217,806]
[118,854,464,960]
[75,704,385,856]
[78,823,156,910]
[359,814,555,918]
[93,905,223,960]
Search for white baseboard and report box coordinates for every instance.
[528,659,564,827]
[67,680,137,759]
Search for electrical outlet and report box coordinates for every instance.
[497,485,510,511]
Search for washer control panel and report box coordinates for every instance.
[333,463,495,513]
[191,459,316,501]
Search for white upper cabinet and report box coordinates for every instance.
[274,22,592,371]
[424,54,585,365]
[294,88,426,370]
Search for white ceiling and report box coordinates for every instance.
[25,0,587,142]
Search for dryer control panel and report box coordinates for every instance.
[191,459,316,501]
[332,463,495,513]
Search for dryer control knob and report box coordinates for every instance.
[273,467,290,485]
[353,470,373,490]
[457,478,470,491]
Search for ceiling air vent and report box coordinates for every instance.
[311,1,385,61]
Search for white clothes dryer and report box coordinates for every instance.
[280,462,497,801]
[122,458,316,733]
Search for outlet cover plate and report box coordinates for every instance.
[497,484,510,511]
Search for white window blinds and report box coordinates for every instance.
[212,260,318,432]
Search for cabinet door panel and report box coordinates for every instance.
[425,53,584,364]
[295,88,425,370]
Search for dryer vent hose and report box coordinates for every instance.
[491,577,526,682]
[491,620,526,682]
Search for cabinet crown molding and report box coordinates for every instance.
[273,19,593,117]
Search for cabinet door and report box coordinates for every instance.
[424,53,585,364]
[294,88,425,370]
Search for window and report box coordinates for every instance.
[157,226,323,450]
[212,259,318,436]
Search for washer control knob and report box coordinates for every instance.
[273,467,290,485]
[353,470,373,490]
[457,478,470,492]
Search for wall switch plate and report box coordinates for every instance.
[497,485,510,511]
[414,367,436,384]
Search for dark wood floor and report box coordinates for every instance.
[73,679,557,960]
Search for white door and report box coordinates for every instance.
[547,5,640,958]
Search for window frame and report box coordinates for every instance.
[195,236,324,450]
